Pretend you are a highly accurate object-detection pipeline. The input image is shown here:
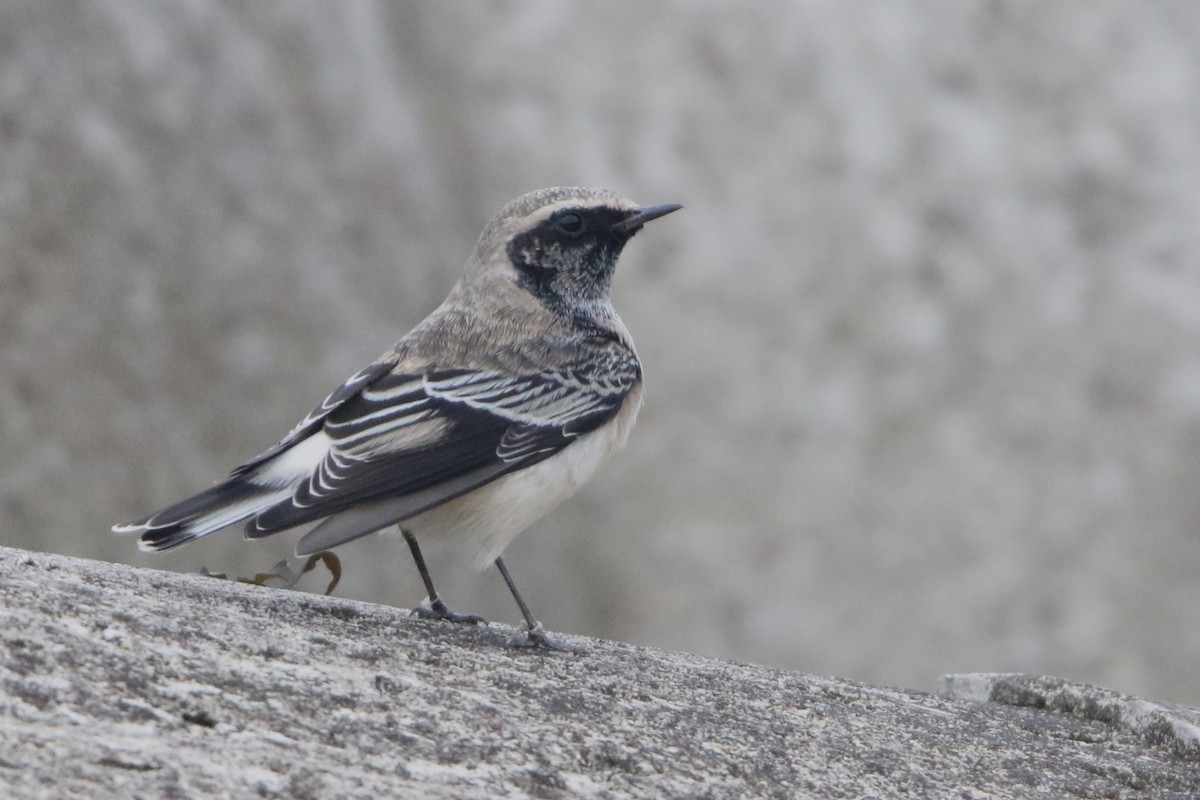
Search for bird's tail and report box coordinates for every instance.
[112,477,294,552]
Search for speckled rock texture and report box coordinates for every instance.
[2,547,1196,799]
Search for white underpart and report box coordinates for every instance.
[404,385,642,568]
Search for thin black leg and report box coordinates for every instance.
[494,556,540,631]
[402,528,485,625]
[495,556,584,653]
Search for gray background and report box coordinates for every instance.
[4,2,1199,704]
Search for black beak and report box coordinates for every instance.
[612,203,683,233]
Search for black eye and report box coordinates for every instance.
[555,213,585,235]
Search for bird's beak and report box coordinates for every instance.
[612,203,683,232]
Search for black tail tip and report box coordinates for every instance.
[137,526,197,552]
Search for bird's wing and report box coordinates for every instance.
[230,360,394,477]
[245,347,641,538]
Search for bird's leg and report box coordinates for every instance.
[495,556,585,653]
[402,528,485,625]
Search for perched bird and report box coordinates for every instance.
[114,186,680,649]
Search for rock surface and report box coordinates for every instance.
[2,546,1196,799]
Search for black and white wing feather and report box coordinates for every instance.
[231,361,394,477]
[117,343,641,553]
[247,350,641,538]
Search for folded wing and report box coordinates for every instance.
[243,348,641,544]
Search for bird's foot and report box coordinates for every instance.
[411,597,486,625]
[504,622,588,654]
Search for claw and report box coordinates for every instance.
[504,622,587,654]
[411,598,486,625]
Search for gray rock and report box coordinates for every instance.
[2,546,1196,799]
[943,673,1200,762]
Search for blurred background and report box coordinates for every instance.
[4,1,1200,704]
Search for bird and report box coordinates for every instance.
[114,186,681,649]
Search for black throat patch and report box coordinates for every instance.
[507,206,631,317]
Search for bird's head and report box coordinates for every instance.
[470,187,681,316]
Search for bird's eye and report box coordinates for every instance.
[555,213,585,235]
